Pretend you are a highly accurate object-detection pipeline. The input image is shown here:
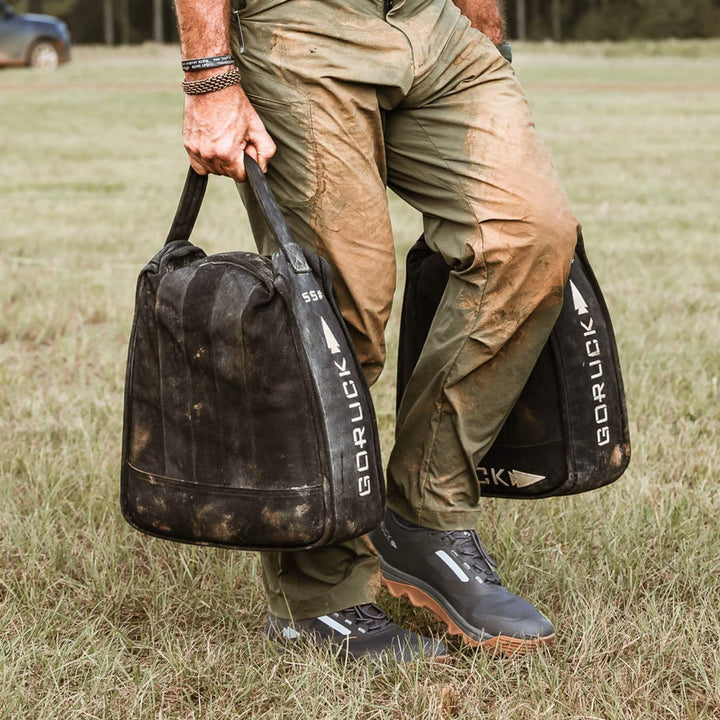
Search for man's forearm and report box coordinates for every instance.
[175,0,232,67]
[172,0,276,180]
[452,0,505,43]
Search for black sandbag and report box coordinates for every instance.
[121,160,384,549]
[397,232,630,499]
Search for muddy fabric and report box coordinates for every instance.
[230,0,578,619]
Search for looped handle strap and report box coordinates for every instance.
[164,156,310,273]
[164,165,208,246]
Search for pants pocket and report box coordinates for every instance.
[245,92,319,206]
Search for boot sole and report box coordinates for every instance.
[382,576,555,656]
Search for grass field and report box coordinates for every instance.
[1,41,719,719]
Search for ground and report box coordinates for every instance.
[0,41,719,719]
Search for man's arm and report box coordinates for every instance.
[175,0,275,181]
[452,0,505,43]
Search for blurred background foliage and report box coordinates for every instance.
[9,0,720,45]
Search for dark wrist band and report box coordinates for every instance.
[496,42,512,63]
[182,67,242,95]
[181,54,235,72]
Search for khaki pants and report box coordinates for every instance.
[231,0,578,620]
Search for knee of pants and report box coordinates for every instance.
[502,194,579,310]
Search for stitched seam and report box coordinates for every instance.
[303,96,323,212]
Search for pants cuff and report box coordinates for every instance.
[387,486,481,531]
[266,566,380,621]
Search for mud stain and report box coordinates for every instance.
[131,424,152,459]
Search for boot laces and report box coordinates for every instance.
[340,603,393,633]
[443,530,501,584]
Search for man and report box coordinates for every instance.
[175,0,578,661]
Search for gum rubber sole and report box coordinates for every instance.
[382,576,555,656]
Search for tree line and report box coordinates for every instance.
[509,0,720,41]
[10,0,720,44]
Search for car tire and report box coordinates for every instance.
[27,40,60,70]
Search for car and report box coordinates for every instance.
[0,0,70,70]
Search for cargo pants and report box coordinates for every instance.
[231,0,578,620]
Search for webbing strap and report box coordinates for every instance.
[164,156,310,274]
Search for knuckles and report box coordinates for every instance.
[181,114,273,179]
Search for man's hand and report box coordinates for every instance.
[183,83,277,182]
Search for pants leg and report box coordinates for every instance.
[384,13,578,528]
[231,2,409,620]
[231,0,577,618]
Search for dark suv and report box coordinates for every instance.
[0,1,70,69]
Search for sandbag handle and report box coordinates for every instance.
[164,156,310,273]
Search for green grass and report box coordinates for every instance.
[1,42,719,718]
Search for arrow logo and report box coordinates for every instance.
[508,470,546,488]
[569,280,589,315]
[321,317,341,355]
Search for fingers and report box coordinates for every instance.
[188,156,209,176]
[185,136,274,181]
[214,139,248,182]
[247,127,277,173]
[184,137,247,182]
[226,149,247,183]
[186,151,243,182]
[181,89,276,181]
[244,144,258,166]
